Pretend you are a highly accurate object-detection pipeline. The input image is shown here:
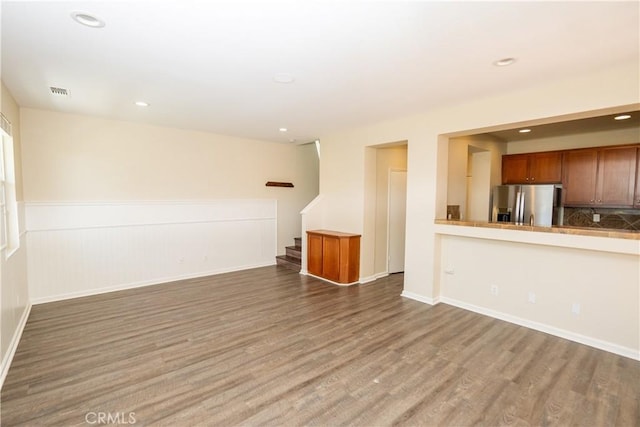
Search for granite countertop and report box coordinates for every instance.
[434,219,640,240]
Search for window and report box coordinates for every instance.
[0,113,19,257]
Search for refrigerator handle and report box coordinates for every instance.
[515,191,522,225]
[519,192,525,225]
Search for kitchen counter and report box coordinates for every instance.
[433,219,639,255]
[434,219,639,240]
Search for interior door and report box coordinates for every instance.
[388,170,407,274]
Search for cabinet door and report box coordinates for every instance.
[502,154,530,184]
[563,149,598,206]
[322,236,341,282]
[307,233,323,276]
[597,146,637,207]
[529,151,562,184]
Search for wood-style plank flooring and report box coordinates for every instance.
[1,266,639,426]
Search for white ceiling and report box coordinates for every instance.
[2,1,639,143]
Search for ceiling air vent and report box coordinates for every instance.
[49,86,70,97]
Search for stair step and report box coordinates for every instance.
[294,237,302,250]
[276,255,301,272]
[285,245,301,260]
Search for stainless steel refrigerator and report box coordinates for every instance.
[491,184,563,227]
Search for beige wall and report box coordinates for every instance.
[0,82,29,371]
[506,127,639,154]
[448,134,505,220]
[20,108,319,254]
[440,235,640,351]
[316,61,639,353]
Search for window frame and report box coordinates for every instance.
[0,113,20,259]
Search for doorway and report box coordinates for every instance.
[388,170,407,273]
[370,144,407,277]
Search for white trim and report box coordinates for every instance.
[359,272,388,284]
[306,272,359,286]
[27,217,277,233]
[300,194,324,274]
[300,194,324,215]
[31,261,275,305]
[401,290,440,305]
[25,200,277,232]
[24,199,275,207]
[0,302,32,390]
[4,246,18,259]
[440,296,640,361]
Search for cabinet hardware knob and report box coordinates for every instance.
[531,177,535,181]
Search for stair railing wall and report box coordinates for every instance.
[299,194,324,275]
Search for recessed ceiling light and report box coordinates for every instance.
[273,73,295,84]
[135,101,149,107]
[279,127,288,132]
[494,58,516,67]
[519,128,531,133]
[614,114,631,120]
[70,11,105,28]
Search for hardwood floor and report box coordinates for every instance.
[1,266,638,426]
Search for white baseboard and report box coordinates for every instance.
[306,272,359,286]
[440,296,640,361]
[0,302,32,390]
[400,290,440,305]
[359,272,388,284]
[31,261,275,305]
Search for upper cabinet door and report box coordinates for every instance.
[502,154,530,184]
[563,148,599,206]
[529,151,563,184]
[502,152,562,184]
[597,146,637,207]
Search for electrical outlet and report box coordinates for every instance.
[490,284,499,296]
[444,268,455,275]
[593,213,600,223]
[572,302,581,315]
[178,257,185,264]
[528,292,536,304]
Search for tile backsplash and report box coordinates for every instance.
[447,205,460,220]
[563,207,640,231]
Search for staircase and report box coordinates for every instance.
[276,237,301,272]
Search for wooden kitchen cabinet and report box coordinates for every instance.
[562,148,599,206]
[307,230,360,284]
[502,151,562,184]
[563,145,638,207]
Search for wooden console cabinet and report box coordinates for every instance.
[307,230,360,284]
